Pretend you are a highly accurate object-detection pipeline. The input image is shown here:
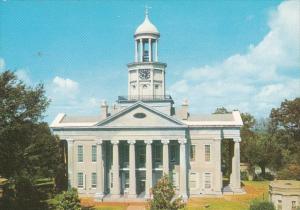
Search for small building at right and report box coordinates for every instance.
[269,180,300,210]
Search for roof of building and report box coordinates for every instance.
[270,180,300,189]
[51,103,243,128]
[135,13,159,36]
[269,180,300,196]
[61,115,101,123]
[182,110,243,127]
[188,113,234,121]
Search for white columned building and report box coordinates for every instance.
[51,11,244,201]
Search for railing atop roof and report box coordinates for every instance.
[118,95,172,102]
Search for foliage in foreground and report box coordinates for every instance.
[49,188,81,210]
[149,174,185,210]
[0,70,67,210]
[249,200,275,210]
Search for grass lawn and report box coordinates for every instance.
[81,181,270,210]
[185,181,270,210]
[93,207,127,210]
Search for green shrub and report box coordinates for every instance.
[241,171,249,181]
[249,200,275,210]
[149,174,185,210]
[49,188,81,210]
[253,172,274,181]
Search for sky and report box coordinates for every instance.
[0,0,299,122]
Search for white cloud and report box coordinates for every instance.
[47,76,103,120]
[52,76,79,96]
[16,69,31,84]
[169,0,300,117]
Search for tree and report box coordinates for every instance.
[0,71,65,209]
[49,188,81,210]
[149,175,185,210]
[240,112,256,165]
[269,98,300,168]
[243,133,278,177]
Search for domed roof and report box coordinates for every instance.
[135,14,159,36]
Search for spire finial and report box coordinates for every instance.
[145,5,151,18]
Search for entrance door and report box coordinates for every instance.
[121,171,129,195]
[136,171,146,195]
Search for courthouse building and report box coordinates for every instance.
[51,12,244,200]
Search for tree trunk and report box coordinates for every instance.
[261,166,266,177]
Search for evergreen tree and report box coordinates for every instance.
[149,175,185,210]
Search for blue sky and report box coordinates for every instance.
[0,0,299,122]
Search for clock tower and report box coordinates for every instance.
[127,10,167,101]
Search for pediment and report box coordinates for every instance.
[96,102,185,128]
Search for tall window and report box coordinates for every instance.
[277,200,282,210]
[92,145,97,162]
[189,172,198,189]
[190,145,196,161]
[292,201,296,210]
[78,145,83,162]
[170,144,178,163]
[77,172,83,188]
[122,144,129,168]
[204,172,212,189]
[154,144,162,163]
[204,145,211,162]
[91,172,97,188]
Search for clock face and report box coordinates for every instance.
[139,69,150,80]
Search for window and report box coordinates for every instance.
[204,173,212,189]
[137,145,145,168]
[77,172,83,188]
[154,144,162,163]
[78,145,83,162]
[170,144,178,163]
[204,145,211,162]
[190,145,196,161]
[122,144,129,168]
[110,172,113,188]
[91,172,97,188]
[189,172,198,189]
[277,200,282,210]
[124,172,129,189]
[92,145,97,162]
[292,201,296,210]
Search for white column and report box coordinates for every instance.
[214,137,222,194]
[111,140,120,198]
[66,139,74,189]
[155,39,158,61]
[148,38,152,62]
[145,140,153,199]
[178,138,188,200]
[95,139,104,200]
[161,139,169,174]
[140,39,143,62]
[230,137,242,191]
[135,40,138,62]
[128,140,137,198]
